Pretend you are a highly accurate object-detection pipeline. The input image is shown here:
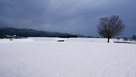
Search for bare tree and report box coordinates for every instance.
[97,15,125,43]
[132,35,136,41]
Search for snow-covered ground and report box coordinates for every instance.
[0,39,12,44]
[28,37,114,43]
[0,38,136,77]
[112,38,136,44]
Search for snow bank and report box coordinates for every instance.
[28,37,57,41]
[0,42,136,77]
[0,39,12,44]
[130,42,136,44]
[12,39,34,42]
[0,39,34,44]
[66,38,114,43]
[28,37,114,43]
[112,38,133,44]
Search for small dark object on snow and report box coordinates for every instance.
[58,40,65,42]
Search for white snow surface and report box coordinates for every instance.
[0,40,136,77]
[12,39,34,42]
[130,42,136,44]
[28,37,114,43]
[0,39,34,44]
[0,39,12,44]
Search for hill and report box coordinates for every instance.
[0,27,77,37]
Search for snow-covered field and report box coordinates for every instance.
[28,37,114,43]
[0,38,136,77]
[112,38,136,44]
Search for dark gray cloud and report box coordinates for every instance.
[0,0,136,37]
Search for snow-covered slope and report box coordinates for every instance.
[0,41,136,77]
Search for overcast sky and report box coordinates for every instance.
[0,0,136,37]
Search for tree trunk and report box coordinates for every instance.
[107,38,110,43]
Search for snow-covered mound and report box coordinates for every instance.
[12,39,34,42]
[29,37,114,43]
[0,42,136,77]
[65,38,114,43]
[0,39,12,44]
[112,38,135,44]
[28,37,58,41]
[130,42,136,44]
[0,39,34,44]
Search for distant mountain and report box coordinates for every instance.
[0,27,77,38]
